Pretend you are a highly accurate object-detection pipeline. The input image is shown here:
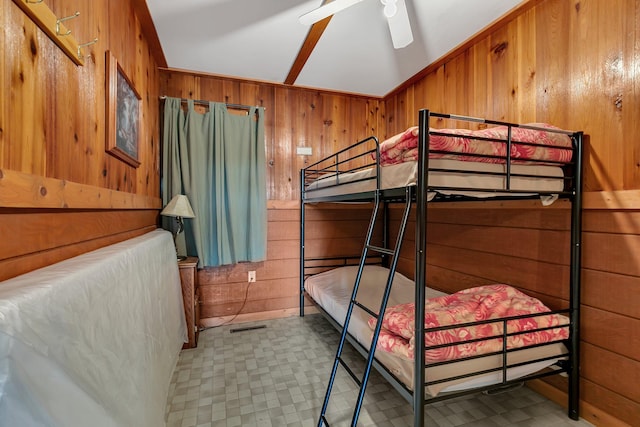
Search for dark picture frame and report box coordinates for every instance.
[105,50,141,168]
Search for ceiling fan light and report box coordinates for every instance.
[383,1,397,18]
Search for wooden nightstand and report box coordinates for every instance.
[178,257,200,349]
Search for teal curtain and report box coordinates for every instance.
[161,98,267,267]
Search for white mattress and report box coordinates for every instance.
[305,265,567,396]
[0,229,188,427]
[304,158,564,203]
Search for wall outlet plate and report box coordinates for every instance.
[296,146,312,156]
[248,271,256,283]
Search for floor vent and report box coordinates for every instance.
[229,325,266,333]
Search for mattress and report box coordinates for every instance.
[303,158,565,203]
[304,265,568,396]
[377,124,574,166]
[0,230,187,427]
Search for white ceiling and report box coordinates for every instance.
[147,0,522,97]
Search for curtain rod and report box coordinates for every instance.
[159,96,264,111]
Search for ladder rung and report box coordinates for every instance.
[338,357,362,387]
[318,197,413,427]
[366,244,395,256]
[354,300,377,318]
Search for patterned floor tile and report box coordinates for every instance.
[166,315,593,427]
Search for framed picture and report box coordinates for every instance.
[105,50,141,168]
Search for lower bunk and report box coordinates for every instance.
[303,264,571,407]
[305,265,570,398]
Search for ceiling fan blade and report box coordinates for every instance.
[299,0,365,25]
[386,0,413,49]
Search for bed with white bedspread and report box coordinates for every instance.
[0,229,187,427]
[305,265,569,396]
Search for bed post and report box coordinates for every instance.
[414,109,430,427]
[568,131,583,420]
[300,168,306,317]
[383,202,390,268]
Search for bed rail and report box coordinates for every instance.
[301,112,581,204]
[301,109,583,426]
[302,255,383,281]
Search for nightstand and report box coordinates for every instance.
[178,257,200,349]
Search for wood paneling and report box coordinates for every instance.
[581,378,640,427]
[584,190,640,211]
[2,0,635,425]
[2,0,161,199]
[583,231,640,276]
[199,259,299,319]
[381,4,640,420]
[129,0,167,67]
[200,278,299,319]
[582,343,640,403]
[385,0,640,194]
[0,209,158,260]
[1,0,162,278]
[197,203,374,323]
[581,306,640,361]
[159,70,384,201]
[582,269,638,319]
[0,225,156,282]
[0,169,161,209]
[166,1,638,425]
[528,378,636,427]
[391,205,640,426]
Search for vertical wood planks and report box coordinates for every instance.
[386,0,640,193]
[2,0,160,200]
[159,70,383,200]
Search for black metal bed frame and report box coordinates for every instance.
[299,109,583,426]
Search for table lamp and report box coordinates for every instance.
[161,194,195,261]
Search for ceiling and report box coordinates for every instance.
[146,0,523,98]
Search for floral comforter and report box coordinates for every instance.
[367,284,569,362]
[377,125,574,166]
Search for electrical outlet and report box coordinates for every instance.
[248,271,256,283]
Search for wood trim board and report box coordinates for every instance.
[0,169,160,209]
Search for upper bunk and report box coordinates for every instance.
[301,110,583,205]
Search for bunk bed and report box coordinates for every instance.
[299,110,583,427]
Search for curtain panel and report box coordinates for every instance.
[162,98,267,267]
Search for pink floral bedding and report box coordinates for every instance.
[376,124,573,166]
[367,284,569,362]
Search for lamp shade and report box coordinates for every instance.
[161,195,195,218]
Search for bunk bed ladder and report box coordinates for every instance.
[318,187,413,427]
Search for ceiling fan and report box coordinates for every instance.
[299,0,413,49]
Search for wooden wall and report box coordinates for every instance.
[387,201,640,427]
[0,0,163,280]
[159,70,385,201]
[158,2,639,424]
[382,0,640,425]
[3,0,632,424]
[197,202,374,327]
[158,71,385,324]
[385,0,640,193]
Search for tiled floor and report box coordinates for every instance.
[165,315,594,427]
